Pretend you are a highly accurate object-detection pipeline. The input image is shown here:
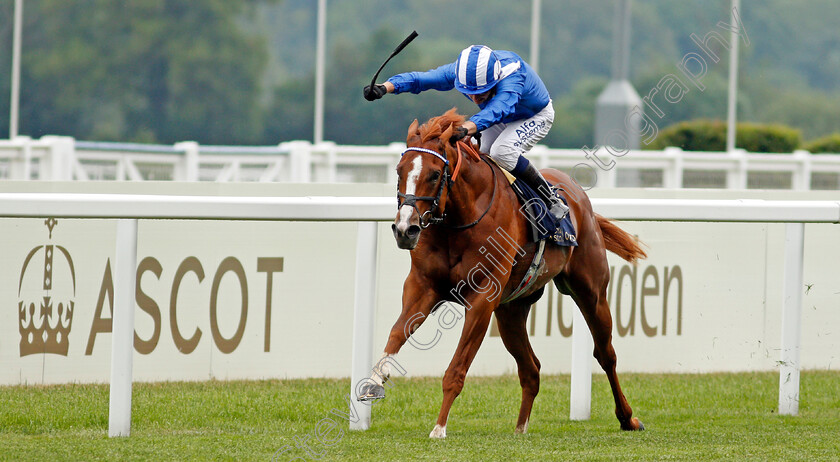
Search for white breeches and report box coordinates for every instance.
[482,102,554,171]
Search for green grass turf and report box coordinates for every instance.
[1,371,838,461]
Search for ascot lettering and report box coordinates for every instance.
[490,264,683,338]
[85,256,284,355]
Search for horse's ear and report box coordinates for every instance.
[441,124,454,143]
[440,124,458,157]
[406,119,420,140]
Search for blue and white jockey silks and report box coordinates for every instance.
[387,46,554,172]
[454,45,506,95]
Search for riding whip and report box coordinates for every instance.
[369,30,418,89]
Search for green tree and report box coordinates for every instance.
[7,0,273,143]
[547,76,607,148]
[4,0,840,149]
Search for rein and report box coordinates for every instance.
[398,140,496,230]
[447,155,496,230]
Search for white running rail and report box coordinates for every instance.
[2,136,840,189]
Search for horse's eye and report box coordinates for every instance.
[429,171,441,182]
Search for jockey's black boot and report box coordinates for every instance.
[516,163,569,221]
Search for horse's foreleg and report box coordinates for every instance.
[430,305,494,439]
[359,274,440,401]
[383,275,442,355]
[494,303,541,434]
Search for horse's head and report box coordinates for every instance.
[392,108,470,250]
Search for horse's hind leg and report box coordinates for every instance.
[494,299,542,434]
[556,273,644,431]
[431,305,495,439]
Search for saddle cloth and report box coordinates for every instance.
[509,179,578,247]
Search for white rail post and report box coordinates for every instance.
[174,141,200,181]
[598,146,618,189]
[569,308,593,420]
[728,149,748,189]
[41,136,75,180]
[664,147,684,188]
[9,135,32,180]
[350,222,378,430]
[288,141,313,183]
[109,219,138,437]
[792,150,812,191]
[779,222,804,415]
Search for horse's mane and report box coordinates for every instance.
[411,108,466,145]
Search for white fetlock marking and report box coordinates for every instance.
[515,420,529,434]
[370,352,392,386]
[429,424,447,439]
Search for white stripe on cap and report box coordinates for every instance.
[457,48,472,89]
[474,46,492,87]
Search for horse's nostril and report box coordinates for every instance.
[406,225,421,238]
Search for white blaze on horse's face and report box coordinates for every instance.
[396,155,423,233]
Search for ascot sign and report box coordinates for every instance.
[17,218,285,358]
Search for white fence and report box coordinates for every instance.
[1,191,837,436]
[2,136,840,190]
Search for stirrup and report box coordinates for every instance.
[549,201,569,221]
[546,190,569,221]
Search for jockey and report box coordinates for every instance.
[365,44,568,221]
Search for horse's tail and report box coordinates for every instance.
[596,214,647,263]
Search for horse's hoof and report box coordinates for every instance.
[429,424,447,439]
[622,417,645,431]
[356,383,385,402]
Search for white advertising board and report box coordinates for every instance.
[3,217,360,384]
[1,183,837,384]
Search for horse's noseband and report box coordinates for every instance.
[397,147,451,228]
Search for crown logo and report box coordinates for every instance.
[18,218,76,356]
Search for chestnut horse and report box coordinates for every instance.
[363,109,646,438]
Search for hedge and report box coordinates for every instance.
[647,119,802,153]
[803,133,840,154]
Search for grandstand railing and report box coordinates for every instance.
[2,136,840,190]
[1,192,836,436]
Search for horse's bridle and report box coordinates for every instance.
[397,147,450,228]
[397,144,496,229]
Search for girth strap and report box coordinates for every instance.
[501,240,546,304]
